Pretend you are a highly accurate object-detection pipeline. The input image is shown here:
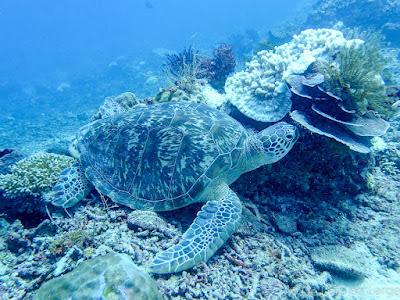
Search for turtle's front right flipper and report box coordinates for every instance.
[149,187,242,274]
[51,162,93,208]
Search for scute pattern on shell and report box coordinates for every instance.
[77,102,246,211]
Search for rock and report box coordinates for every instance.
[271,212,297,235]
[0,148,25,175]
[35,252,162,300]
[310,244,370,279]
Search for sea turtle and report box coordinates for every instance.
[52,101,298,274]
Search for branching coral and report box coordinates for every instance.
[163,46,206,93]
[162,44,236,95]
[165,46,200,78]
[200,43,236,92]
[0,152,75,198]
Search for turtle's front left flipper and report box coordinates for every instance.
[149,187,242,274]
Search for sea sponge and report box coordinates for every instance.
[226,29,363,122]
[0,152,75,198]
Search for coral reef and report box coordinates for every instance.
[0,14,400,299]
[282,28,398,153]
[304,0,400,46]
[199,43,236,92]
[0,152,75,199]
[366,118,400,192]
[316,30,399,120]
[287,68,390,153]
[162,44,236,97]
[226,28,395,153]
[225,29,362,122]
[36,252,162,300]
[163,46,206,94]
[0,162,398,299]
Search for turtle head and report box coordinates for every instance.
[257,122,299,163]
[244,122,298,171]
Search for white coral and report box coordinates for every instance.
[225,29,364,122]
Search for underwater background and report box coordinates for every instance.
[1,0,400,299]
[0,0,306,155]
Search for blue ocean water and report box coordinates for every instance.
[0,0,309,154]
[0,0,303,107]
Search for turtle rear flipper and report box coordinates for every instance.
[149,187,242,274]
[51,162,93,208]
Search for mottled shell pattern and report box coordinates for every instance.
[77,101,247,211]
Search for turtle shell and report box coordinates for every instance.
[77,101,247,211]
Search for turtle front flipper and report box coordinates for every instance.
[51,162,93,208]
[149,188,242,274]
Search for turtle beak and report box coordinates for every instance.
[289,127,300,143]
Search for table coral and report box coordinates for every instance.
[287,70,390,153]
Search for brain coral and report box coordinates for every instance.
[0,152,75,199]
[225,29,364,122]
